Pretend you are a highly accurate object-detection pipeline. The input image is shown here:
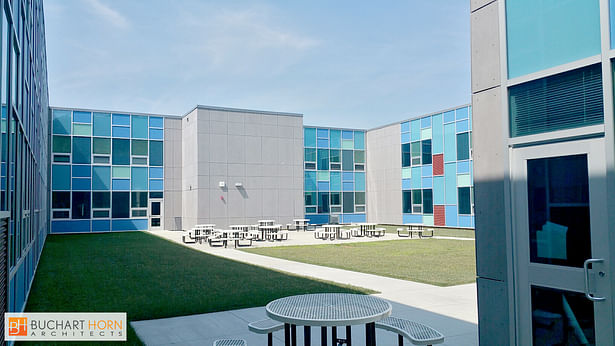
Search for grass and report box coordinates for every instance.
[23,232,371,345]
[373,224,475,238]
[243,239,476,287]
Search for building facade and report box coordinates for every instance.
[471,0,615,345]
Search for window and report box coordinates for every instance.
[305,162,316,170]
[330,192,341,206]
[52,136,70,153]
[354,150,365,164]
[92,192,110,208]
[458,187,472,215]
[305,192,317,206]
[52,191,70,209]
[355,192,365,205]
[93,137,111,154]
[150,192,163,199]
[93,112,111,137]
[131,191,148,208]
[149,141,163,166]
[72,192,91,219]
[412,190,422,213]
[457,133,470,160]
[112,192,129,218]
[52,109,71,135]
[422,140,432,164]
[131,115,148,139]
[317,149,329,170]
[132,139,148,156]
[304,128,316,147]
[132,210,147,217]
[72,137,91,164]
[112,139,130,165]
[402,143,411,167]
[422,189,433,214]
[93,210,109,218]
[343,192,354,213]
[92,166,111,190]
[402,191,412,213]
[304,148,316,162]
[318,192,329,213]
[411,142,421,165]
[131,167,148,190]
[330,149,340,163]
[342,150,354,171]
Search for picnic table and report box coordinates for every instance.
[398,224,434,238]
[266,293,392,346]
[322,224,342,239]
[294,219,309,231]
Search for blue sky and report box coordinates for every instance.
[44,1,470,129]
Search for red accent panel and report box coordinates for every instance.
[433,154,444,175]
[434,205,445,226]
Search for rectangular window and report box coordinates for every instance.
[411,141,421,165]
[53,211,70,219]
[317,149,329,170]
[149,141,163,166]
[304,148,316,162]
[457,133,470,160]
[72,192,91,219]
[458,187,472,215]
[354,150,365,164]
[93,210,109,218]
[112,192,130,218]
[304,128,316,147]
[305,162,316,170]
[53,109,71,135]
[93,137,111,154]
[318,192,330,213]
[131,191,148,208]
[150,192,164,199]
[402,143,410,167]
[355,192,365,205]
[112,139,130,165]
[132,209,147,217]
[412,190,422,214]
[72,137,91,164]
[423,189,433,214]
[132,139,148,156]
[52,135,71,153]
[330,192,341,206]
[342,192,354,213]
[93,112,111,137]
[422,140,432,164]
[402,191,412,213]
[305,192,317,206]
[93,156,110,164]
[92,191,110,209]
[52,191,70,209]
[131,115,148,139]
[329,149,340,163]
[131,167,148,190]
[342,150,354,171]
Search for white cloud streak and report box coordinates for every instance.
[84,0,129,29]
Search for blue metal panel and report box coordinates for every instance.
[112,113,130,125]
[149,128,164,140]
[317,128,329,138]
[305,214,329,225]
[432,113,443,154]
[421,116,431,128]
[455,107,469,120]
[355,172,365,191]
[317,138,329,148]
[457,160,470,174]
[112,219,148,231]
[72,165,91,177]
[52,165,71,190]
[443,123,456,162]
[72,178,91,191]
[459,215,473,228]
[433,176,445,205]
[445,206,458,227]
[342,182,354,191]
[422,165,432,177]
[330,130,341,148]
[403,214,423,224]
[421,177,433,189]
[317,181,330,191]
[73,111,92,123]
[330,172,341,191]
[354,132,365,149]
[52,220,91,233]
[342,130,353,140]
[149,117,164,128]
[112,179,130,190]
[402,179,411,190]
[456,120,469,133]
[445,163,457,204]
[411,167,422,189]
[149,179,164,191]
[112,126,130,138]
[410,120,420,141]
[401,122,410,132]
[92,220,111,232]
[149,167,163,179]
[401,132,410,144]
[443,110,455,123]
[92,166,111,190]
[304,128,316,147]
[305,171,317,191]
[342,172,354,181]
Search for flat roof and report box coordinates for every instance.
[367,103,472,131]
[182,104,303,118]
[49,105,179,119]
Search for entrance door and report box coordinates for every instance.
[149,200,163,230]
[511,138,613,345]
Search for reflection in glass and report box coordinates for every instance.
[527,155,590,267]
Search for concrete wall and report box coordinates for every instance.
[163,117,182,230]
[365,123,403,224]
[470,1,514,345]
[180,107,304,229]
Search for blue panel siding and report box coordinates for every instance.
[149,179,164,191]
[402,179,411,190]
[445,206,458,227]
[410,120,420,141]
[305,214,330,225]
[411,167,422,189]
[444,123,456,162]
[342,182,354,191]
[341,214,366,223]
[433,176,445,205]
[401,132,410,143]
[432,113,443,154]
[422,177,433,189]
[52,220,91,233]
[420,116,431,128]
[72,178,91,191]
[422,165,432,177]
[112,113,131,125]
[445,163,457,205]
[92,220,111,232]
[342,130,353,140]
[72,165,91,177]
[149,117,164,128]
[112,219,148,231]
[304,128,316,147]
[443,111,455,123]
[149,128,164,140]
[403,214,423,224]
[112,179,130,190]
[401,122,410,132]
[355,172,365,191]
[330,172,341,191]
[330,130,341,148]
[457,161,470,174]
[73,111,92,123]
[317,128,329,138]
[317,181,330,191]
[149,167,163,178]
[112,126,130,138]
[456,120,469,133]
[317,138,329,148]
[459,215,473,228]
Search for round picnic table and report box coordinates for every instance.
[266,293,392,346]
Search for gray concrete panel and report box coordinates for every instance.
[476,277,510,346]
[471,1,500,93]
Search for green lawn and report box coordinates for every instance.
[24,232,370,345]
[243,239,476,287]
[374,224,475,238]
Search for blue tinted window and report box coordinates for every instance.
[92,166,111,190]
[72,178,91,191]
[112,113,130,125]
[149,141,163,166]
[131,167,148,190]
[305,171,317,191]
[443,110,455,123]
[355,172,365,191]
[342,182,354,191]
[506,0,600,78]
[330,172,341,191]
[317,149,329,170]
[317,128,329,138]
[112,192,130,218]
[149,128,163,140]
[72,192,90,219]
[73,111,92,123]
[52,109,71,135]
[52,165,71,190]
[342,130,353,140]
[330,130,341,148]
[401,122,410,132]
[131,115,148,139]
[149,179,163,191]
[112,126,130,138]
[112,179,130,190]
[421,117,431,128]
[149,167,163,179]
[72,137,91,164]
[72,165,91,178]
[304,128,316,147]
[456,120,469,133]
[112,139,130,165]
[93,112,111,137]
[149,116,164,128]
[456,107,469,120]
[342,172,353,181]
[410,120,420,141]
[354,132,365,150]
[317,138,329,148]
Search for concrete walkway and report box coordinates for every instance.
[132,230,478,345]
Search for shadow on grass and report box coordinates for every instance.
[22,232,370,345]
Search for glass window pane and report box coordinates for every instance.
[304,128,316,147]
[52,109,71,135]
[329,149,340,163]
[112,139,130,165]
[422,140,432,164]
[92,166,111,190]
[132,210,147,217]
[305,192,317,206]
[131,191,148,208]
[131,167,148,190]
[92,191,110,208]
[411,141,421,158]
[93,137,111,154]
[112,192,130,218]
[52,191,70,209]
[52,165,71,190]
[343,192,354,213]
[330,192,341,205]
[52,135,71,153]
[149,141,163,166]
[149,116,164,128]
[93,210,109,218]
[72,137,91,164]
[73,111,92,123]
[354,131,365,149]
[304,148,316,162]
[132,157,147,165]
[73,123,91,136]
[317,149,329,170]
[72,192,91,219]
[402,191,412,213]
[402,143,411,167]
[318,192,330,213]
[342,150,354,171]
[330,130,341,148]
[354,150,365,164]
[355,192,365,205]
[412,189,422,205]
[131,115,148,139]
[458,187,471,215]
[93,112,111,137]
[93,156,110,164]
[422,189,433,214]
[457,133,470,161]
[150,192,163,199]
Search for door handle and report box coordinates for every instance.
[583,259,606,302]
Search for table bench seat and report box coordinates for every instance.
[375,317,444,345]
[248,319,284,346]
[213,339,247,346]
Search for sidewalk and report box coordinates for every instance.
[132,230,478,345]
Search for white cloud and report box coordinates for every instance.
[84,0,128,29]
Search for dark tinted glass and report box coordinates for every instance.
[318,192,330,213]
[92,192,110,209]
[305,192,317,206]
[72,137,91,164]
[343,192,354,213]
[131,191,148,208]
[112,139,130,165]
[317,149,329,170]
[132,139,148,156]
[72,192,90,219]
[422,140,432,164]
[401,143,410,167]
[112,192,130,218]
[93,137,110,154]
[402,191,412,213]
[342,150,353,171]
[149,141,163,166]
[52,191,70,209]
[458,187,471,215]
[422,189,433,214]
[457,133,469,160]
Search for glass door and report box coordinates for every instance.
[511,138,613,345]
[149,199,162,230]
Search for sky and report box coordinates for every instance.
[44,1,470,129]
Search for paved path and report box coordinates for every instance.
[132,230,478,345]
